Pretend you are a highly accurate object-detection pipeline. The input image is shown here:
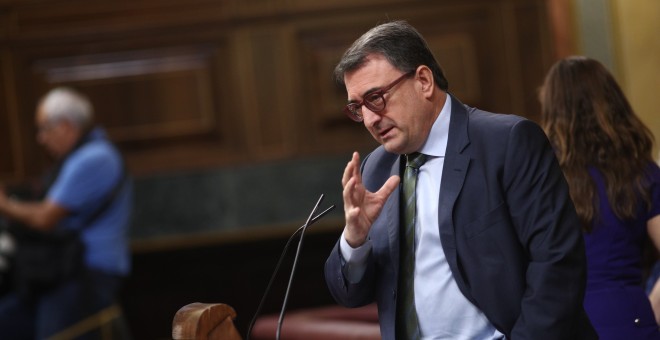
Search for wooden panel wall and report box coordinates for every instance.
[0,0,555,180]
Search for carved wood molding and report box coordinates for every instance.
[0,0,555,179]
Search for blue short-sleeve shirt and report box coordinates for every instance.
[47,127,132,276]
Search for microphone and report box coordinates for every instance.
[245,194,335,340]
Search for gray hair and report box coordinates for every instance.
[334,20,449,91]
[39,87,94,129]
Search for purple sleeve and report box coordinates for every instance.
[647,162,660,219]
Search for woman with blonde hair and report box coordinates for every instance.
[540,55,660,339]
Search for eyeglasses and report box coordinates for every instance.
[343,70,415,122]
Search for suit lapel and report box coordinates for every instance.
[438,95,471,290]
[388,155,403,276]
[381,95,473,295]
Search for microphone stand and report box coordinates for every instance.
[245,194,335,340]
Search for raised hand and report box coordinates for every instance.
[342,152,400,247]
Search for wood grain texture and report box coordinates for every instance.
[0,0,557,179]
[172,303,242,340]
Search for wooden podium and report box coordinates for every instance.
[172,303,242,340]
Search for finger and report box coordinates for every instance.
[341,152,361,187]
[341,158,355,187]
[376,175,400,200]
[344,204,361,225]
[351,152,362,185]
[343,176,357,207]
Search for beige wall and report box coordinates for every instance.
[573,0,660,159]
[610,0,660,160]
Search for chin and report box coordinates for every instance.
[382,143,405,155]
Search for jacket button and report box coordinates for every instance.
[634,318,641,326]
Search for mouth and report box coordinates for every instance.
[378,126,394,139]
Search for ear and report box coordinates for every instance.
[59,119,83,140]
[58,119,76,133]
[415,65,435,99]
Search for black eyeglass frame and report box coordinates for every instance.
[343,70,415,122]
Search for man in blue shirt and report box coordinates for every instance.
[0,87,132,339]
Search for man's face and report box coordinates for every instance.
[35,106,74,159]
[344,55,431,155]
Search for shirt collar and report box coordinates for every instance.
[419,93,451,157]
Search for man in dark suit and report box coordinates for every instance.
[324,20,596,339]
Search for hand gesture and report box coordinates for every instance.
[342,152,400,247]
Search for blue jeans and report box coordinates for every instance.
[0,269,123,339]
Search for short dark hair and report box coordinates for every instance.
[334,20,449,91]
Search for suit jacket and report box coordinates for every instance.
[324,96,597,339]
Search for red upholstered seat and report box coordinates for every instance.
[250,303,380,340]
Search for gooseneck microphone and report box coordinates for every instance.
[245,194,335,340]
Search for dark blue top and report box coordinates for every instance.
[583,162,660,339]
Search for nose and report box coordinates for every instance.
[361,106,381,127]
